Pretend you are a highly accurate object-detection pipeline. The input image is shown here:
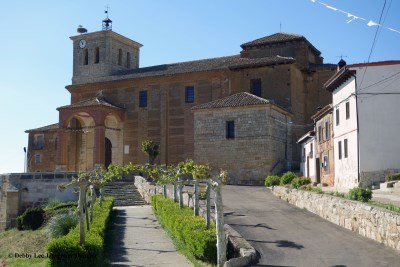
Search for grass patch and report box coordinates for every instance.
[0,229,50,267]
[369,201,400,213]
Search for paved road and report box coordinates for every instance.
[222,186,400,267]
[108,206,191,267]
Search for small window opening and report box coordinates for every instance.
[185,86,194,103]
[118,49,122,66]
[127,52,131,68]
[226,121,235,139]
[250,79,262,97]
[139,91,147,107]
[83,49,88,65]
[94,47,99,64]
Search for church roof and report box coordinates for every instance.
[57,97,124,110]
[241,33,321,55]
[192,92,282,110]
[118,55,295,78]
[25,123,59,133]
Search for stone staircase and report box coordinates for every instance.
[103,180,147,206]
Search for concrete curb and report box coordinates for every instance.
[224,224,258,267]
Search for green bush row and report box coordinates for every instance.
[46,197,114,267]
[264,172,311,188]
[291,177,311,189]
[151,195,217,263]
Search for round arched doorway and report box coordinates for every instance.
[105,137,112,169]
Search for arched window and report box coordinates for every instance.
[83,49,88,65]
[94,47,99,64]
[126,52,131,68]
[118,49,122,66]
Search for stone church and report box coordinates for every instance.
[25,17,337,184]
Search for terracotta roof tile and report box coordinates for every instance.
[25,123,59,133]
[241,33,304,48]
[241,33,321,55]
[192,92,271,110]
[57,97,123,110]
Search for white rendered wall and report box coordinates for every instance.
[355,64,400,181]
[300,138,316,181]
[332,78,359,189]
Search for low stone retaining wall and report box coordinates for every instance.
[134,176,257,266]
[271,186,400,251]
[0,172,78,230]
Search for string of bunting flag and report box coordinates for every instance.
[309,0,400,34]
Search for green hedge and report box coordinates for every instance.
[280,171,297,185]
[46,197,114,267]
[291,177,311,189]
[264,175,280,187]
[151,195,217,263]
[17,207,45,230]
[348,187,372,202]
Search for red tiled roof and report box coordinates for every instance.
[192,92,271,110]
[241,32,321,55]
[57,97,123,110]
[117,55,295,78]
[25,123,59,133]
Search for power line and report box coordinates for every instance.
[358,70,400,92]
[359,0,387,88]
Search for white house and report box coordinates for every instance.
[297,131,316,182]
[324,60,400,189]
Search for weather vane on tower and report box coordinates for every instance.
[102,5,112,31]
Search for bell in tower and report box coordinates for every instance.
[102,7,112,31]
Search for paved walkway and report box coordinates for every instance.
[222,186,400,267]
[108,205,191,267]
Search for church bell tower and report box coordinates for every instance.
[70,11,143,84]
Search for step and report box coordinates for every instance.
[103,182,145,206]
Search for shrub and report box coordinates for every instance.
[348,187,372,202]
[47,197,114,267]
[16,207,45,230]
[291,177,311,189]
[280,172,297,185]
[386,173,400,182]
[46,211,78,238]
[264,175,280,187]
[152,195,216,263]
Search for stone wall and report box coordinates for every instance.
[0,172,77,230]
[194,105,292,185]
[271,186,400,251]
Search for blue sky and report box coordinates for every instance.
[1,0,399,173]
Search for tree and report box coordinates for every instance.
[58,166,123,245]
[211,169,228,267]
[141,140,160,165]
